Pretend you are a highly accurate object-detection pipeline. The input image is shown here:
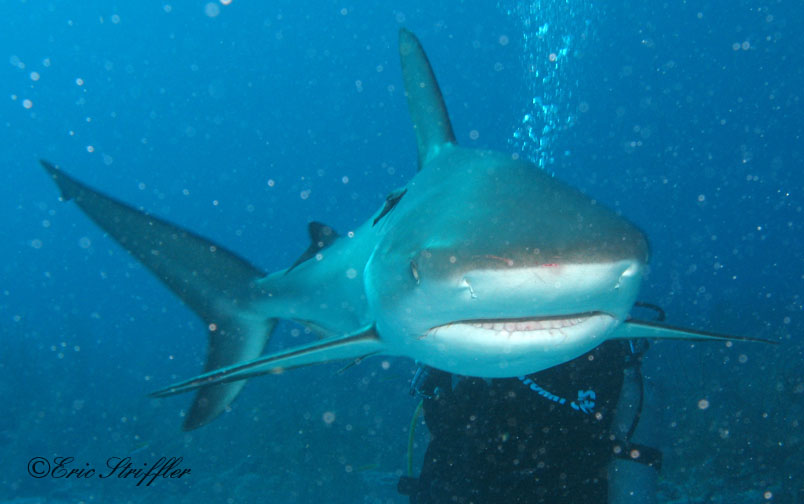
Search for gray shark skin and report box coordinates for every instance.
[41,29,771,430]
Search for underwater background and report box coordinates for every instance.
[1,0,801,503]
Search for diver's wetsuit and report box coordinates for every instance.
[403,341,634,504]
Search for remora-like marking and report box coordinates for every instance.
[41,29,772,430]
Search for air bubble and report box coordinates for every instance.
[503,0,592,167]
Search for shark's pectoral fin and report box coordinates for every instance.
[610,319,778,344]
[41,160,275,429]
[399,29,456,170]
[151,326,383,398]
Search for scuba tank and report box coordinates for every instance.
[608,340,660,504]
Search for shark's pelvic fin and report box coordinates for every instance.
[611,319,777,344]
[150,326,382,398]
[187,317,277,430]
[398,28,456,170]
[287,221,339,273]
[40,160,275,430]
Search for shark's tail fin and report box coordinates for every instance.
[41,160,275,430]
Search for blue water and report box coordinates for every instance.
[1,1,801,503]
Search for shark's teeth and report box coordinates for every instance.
[468,317,586,332]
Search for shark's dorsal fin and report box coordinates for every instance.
[399,28,456,170]
[287,221,339,273]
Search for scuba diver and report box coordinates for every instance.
[398,314,662,504]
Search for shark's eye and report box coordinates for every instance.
[410,260,421,285]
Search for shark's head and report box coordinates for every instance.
[360,30,651,377]
[365,147,649,377]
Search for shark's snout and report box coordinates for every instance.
[459,258,644,318]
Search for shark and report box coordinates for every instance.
[41,29,769,431]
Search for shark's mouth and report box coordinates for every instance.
[420,312,619,378]
[428,312,610,337]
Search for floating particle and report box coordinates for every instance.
[204,2,220,17]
